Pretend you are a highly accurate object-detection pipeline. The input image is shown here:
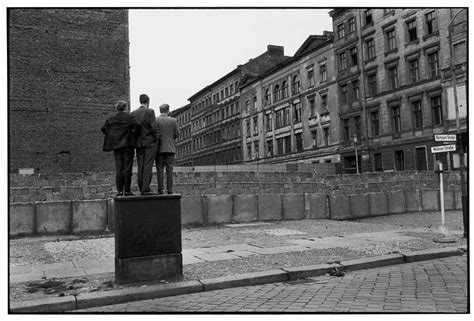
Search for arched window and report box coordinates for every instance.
[292,75,300,94]
[264,88,271,105]
[274,84,281,101]
[282,81,289,98]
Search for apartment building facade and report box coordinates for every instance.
[240,32,340,164]
[186,45,290,166]
[171,104,192,166]
[330,8,467,172]
[173,8,467,172]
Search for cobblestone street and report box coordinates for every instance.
[77,255,468,313]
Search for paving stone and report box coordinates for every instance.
[193,252,240,262]
[44,267,86,279]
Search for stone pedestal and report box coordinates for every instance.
[114,194,182,283]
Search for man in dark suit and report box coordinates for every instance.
[155,103,179,194]
[131,94,158,195]
[101,101,141,196]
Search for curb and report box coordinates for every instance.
[9,246,467,313]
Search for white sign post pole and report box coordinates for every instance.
[433,161,456,243]
[439,162,446,235]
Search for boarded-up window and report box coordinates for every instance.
[454,41,466,65]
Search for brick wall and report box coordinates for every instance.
[9,167,460,203]
[8,9,129,173]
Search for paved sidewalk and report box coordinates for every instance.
[77,255,468,313]
[9,211,467,312]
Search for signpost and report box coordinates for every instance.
[432,135,457,243]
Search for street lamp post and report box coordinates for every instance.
[447,9,468,238]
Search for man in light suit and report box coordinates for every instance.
[155,103,179,195]
[131,94,158,195]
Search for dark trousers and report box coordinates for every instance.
[156,152,175,193]
[136,145,157,193]
[113,147,134,193]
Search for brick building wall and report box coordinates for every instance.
[8,9,130,173]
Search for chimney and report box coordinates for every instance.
[267,45,284,56]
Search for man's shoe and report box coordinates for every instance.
[116,192,124,197]
[124,192,135,196]
[158,190,163,195]
[167,191,173,195]
[141,191,156,196]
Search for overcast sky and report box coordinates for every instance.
[128,8,333,113]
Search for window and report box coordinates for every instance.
[425,11,438,35]
[293,102,302,123]
[406,20,418,42]
[343,118,350,142]
[284,136,292,153]
[385,28,397,51]
[394,150,405,171]
[277,137,283,155]
[350,47,358,66]
[245,100,250,112]
[274,84,281,101]
[354,116,361,141]
[311,130,318,147]
[225,87,229,97]
[348,17,356,33]
[337,23,345,39]
[371,110,380,136]
[230,84,234,94]
[427,51,439,77]
[367,73,377,96]
[364,9,373,26]
[308,97,316,117]
[416,147,427,170]
[253,117,258,135]
[247,144,252,160]
[265,113,272,131]
[391,105,401,133]
[338,52,347,71]
[412,100,423,129]
[388,65,398,89]
[374,153,383,172]
[431,95,442,126]
[283,108,290,126]
[321,94,328,113]
[267,140,273,157]
[252,96,257,109]
[292,75,301,94]
[276,110,283,128]
[453,41,466,64]
[254,142,259,159]
[295,133,303,152]
[340,84,348,104]
[323,127,329,146]
[246,120,251,137]
[282,81,289,98]
[408,59,419,83]
[307,68,315,87]
[320,64,327,82]
[264,88,271,105]
[366,38,375,59]
[352,81,360,101]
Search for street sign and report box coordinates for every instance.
[431,144,456,153]
[434,134,457,142]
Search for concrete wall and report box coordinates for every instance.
[9,170,463,236]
